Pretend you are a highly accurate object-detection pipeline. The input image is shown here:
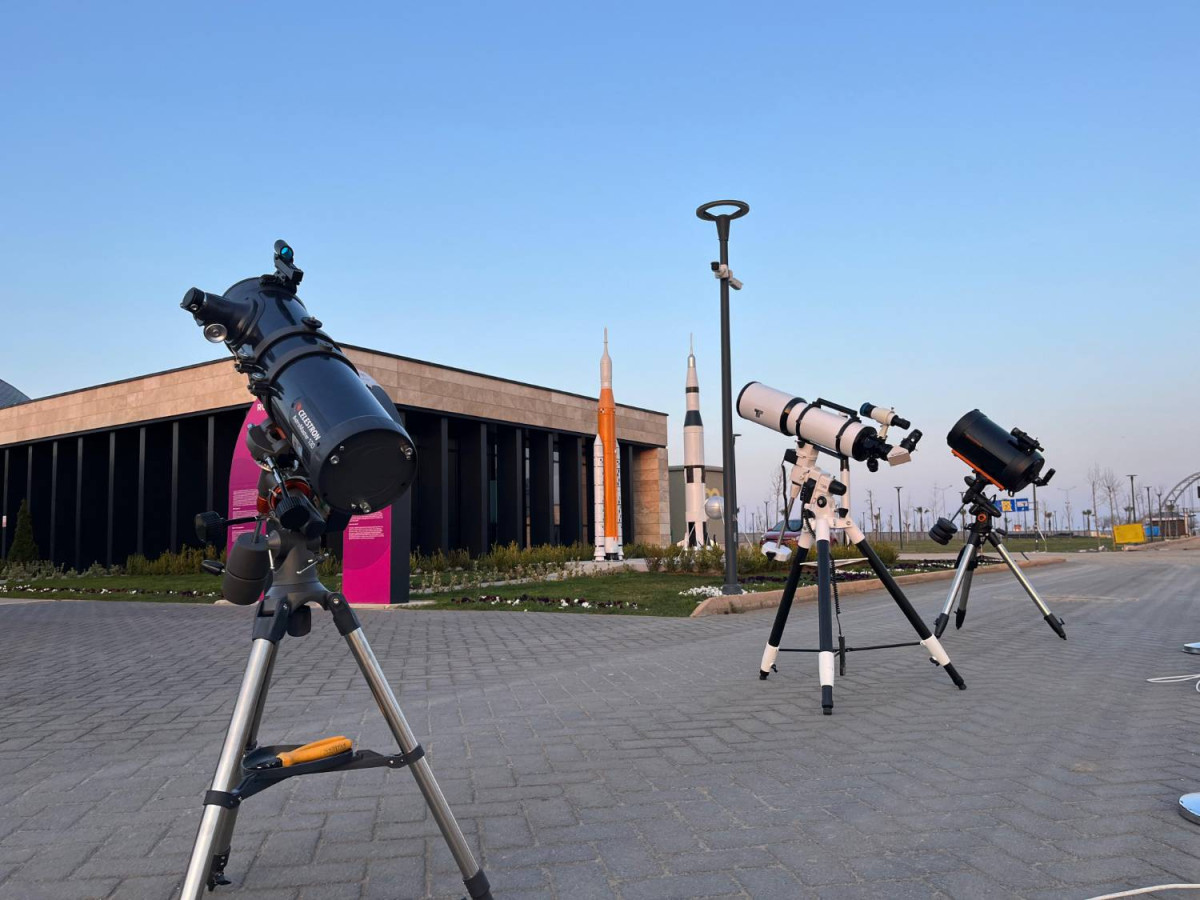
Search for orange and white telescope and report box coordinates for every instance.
[593,329,623,560]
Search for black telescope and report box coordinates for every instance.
[181,241,416,516]
[947,409,1053,493]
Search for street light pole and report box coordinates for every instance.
[895,486,903,549]
[697,200,750,596]
[1128,474,1137,524]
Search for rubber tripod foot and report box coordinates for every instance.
[934,613,948,638]
[464,868,491,899]
[1046,614,1067,640]
[944,663,967,690]
[955,608,967,629]
[821,685,833,715]
[759,670,769,680]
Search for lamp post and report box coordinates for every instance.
[895,486,903,549]
[1128,474,1137,523]
[697,200,750,595]
[1058,486,1074,535]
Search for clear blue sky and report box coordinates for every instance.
[2,1,1197,530]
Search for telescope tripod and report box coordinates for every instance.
[181,530,490,900]
[758,445,966,714]
[932,479,1066,641]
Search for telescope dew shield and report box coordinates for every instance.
[737,382,881,461]
[183,275,417,516]
[946,409,1046,493]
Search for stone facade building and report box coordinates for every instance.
[0,348,670,569]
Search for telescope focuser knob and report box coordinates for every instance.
[830,480,847,496]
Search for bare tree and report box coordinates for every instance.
[1099,468,1123,534]
[765,467,786,528]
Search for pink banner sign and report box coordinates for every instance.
[227,401,270,554]
[225,400,401,604]
[342,508,392,604]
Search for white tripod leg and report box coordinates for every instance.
[760,529,813,677]
[813,517,836,714]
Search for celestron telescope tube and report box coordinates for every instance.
[181,273,416,516]
[946,409,1047,493]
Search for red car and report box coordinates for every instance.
[760,518,805,549]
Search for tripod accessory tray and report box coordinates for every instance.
[203,741,425,809]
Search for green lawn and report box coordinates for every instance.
[416,572,768,617]
[0,572,342,603]
[893,535,1114,554]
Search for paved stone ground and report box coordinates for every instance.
[2,550,1200,899]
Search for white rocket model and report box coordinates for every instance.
[593,329,624,561]
[683,335,707,547]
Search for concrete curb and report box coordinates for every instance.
[689,555,1068,617]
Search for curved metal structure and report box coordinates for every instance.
[1165,473,1200,509]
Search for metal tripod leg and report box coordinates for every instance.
[987,535,1067,640]
[759,534,812,679]
[934,533,982,637]
[180,637,278,899]
[337,603,492,900]
[850,527,967,691]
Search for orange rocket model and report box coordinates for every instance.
[593,329,623,560]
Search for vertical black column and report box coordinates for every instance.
[558,435,583,546]
[206,415,215,512]
[74,437,84,570]
[1,448,8,560]
[584,439,596,547]
[390,411,413,603]
[459,422,489,556]
[106,432,115,566]
[49,441,58,563]
[496,426,524,547]
[620,442,635,545]
[137,426,146,556]
[529,431,555,546]
[170,422,180,552]
[415,416,449,554]
[26,445,32,509]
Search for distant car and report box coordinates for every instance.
[760,518,805,549]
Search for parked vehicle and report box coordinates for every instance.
[760,518,805,549]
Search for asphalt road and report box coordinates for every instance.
[2,549,1199,899]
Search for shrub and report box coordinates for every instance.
[124,545,224,576]
[8,499,39,564]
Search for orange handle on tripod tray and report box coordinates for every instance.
[278,736,352,767]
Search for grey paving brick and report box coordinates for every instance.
[1,553,1199,899]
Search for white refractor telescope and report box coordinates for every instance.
[736,382,921,467]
